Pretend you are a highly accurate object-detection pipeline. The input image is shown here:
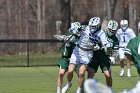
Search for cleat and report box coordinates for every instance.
[76,88,84,93]
[57,90,60,93]
[127,72,131,77]
[120,71,124,77]
[62,82,72,93]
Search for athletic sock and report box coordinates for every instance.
[127,69,130,72]
[121,68,124,72]
[57,87,60,93]
[67,81,71,85]
[77,87,82,91]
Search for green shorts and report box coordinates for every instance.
[88,50,111,73]
[59,58,80,74]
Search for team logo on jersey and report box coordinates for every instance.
[89,33,100,44]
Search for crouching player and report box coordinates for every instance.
[87,20,118,88]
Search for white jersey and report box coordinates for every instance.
[116,27,136,47]
[78,26,108,49]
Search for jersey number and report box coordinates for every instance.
[123,36,126,42]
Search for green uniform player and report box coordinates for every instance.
[59,31,80,72]
[56,22,81,93]
[87,20,118,87]
[125,35,140,76]
[88,30,118,73]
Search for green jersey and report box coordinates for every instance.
[104,30,119,56]
[59,32,80,72]
[61,32,80,58]
[125,35,140,68]
[104,30,119,49]
[107,35,118,49]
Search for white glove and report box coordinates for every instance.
[53,35,66,41]
[64,35,75,42]
[93,44,100,51]
[109,56,115,64]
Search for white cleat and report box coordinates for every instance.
[57,90,60,93]
[62,82,72,93]
[76,89,82,93]
[127,72,131,77]
[120,71,124,77]
[76,88,84,93]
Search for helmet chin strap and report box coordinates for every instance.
[121,27,127,32]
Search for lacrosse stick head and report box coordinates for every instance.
[53,35,66,41]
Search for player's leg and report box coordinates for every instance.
[87,66,95,78]
[62,63,75,93]
[57,69,66,93]
[126,58,131,77]
[62,49,78,93]
[76,49,93,93]
[56,58,69,93]
[120,59,125,76]
[104,70,112,87]
[99,53,112,87]
[77,64,87,93]
[87,58,98,78]
[119,48,125,76]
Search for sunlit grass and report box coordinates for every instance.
[0,66,139,93]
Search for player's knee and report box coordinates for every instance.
[68,68,75,73]
[59,72,65,77]
[78,71,85,77]
[78,73,85,78]
[105,73,111,78]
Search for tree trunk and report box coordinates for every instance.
[106,0,111,20]
[37,0,42,39]
[25,0,29,39]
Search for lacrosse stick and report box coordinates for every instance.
[57,34,74,52]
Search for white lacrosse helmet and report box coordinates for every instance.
[71,22,81,29]
[88,17,101,33]
[120,20,128,30]
[107,20,118,36]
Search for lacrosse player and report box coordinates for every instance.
[116,20,136,77]
[62,17,109,93]
[87,20,118,88]
[125,21,140,76]
[56,22,81,93]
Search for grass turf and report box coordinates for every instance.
[0,66,139,93]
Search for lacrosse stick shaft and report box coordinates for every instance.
[57,34,74,52]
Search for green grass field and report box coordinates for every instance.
[0,66,139,93]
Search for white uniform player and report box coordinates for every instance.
[116,20,136,77]
[62,17,108,93]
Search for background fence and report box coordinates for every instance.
[0,39,62,67]
[0,39,131,67]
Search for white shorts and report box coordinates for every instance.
[118,48,125,59]
[70,46,93,65]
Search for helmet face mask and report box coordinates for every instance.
[89,25,99,33]
[120,20,128,30]
[108,29,116,36]
[81,22,88,31]
[107,20,118,36]
[88,17,101,33]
